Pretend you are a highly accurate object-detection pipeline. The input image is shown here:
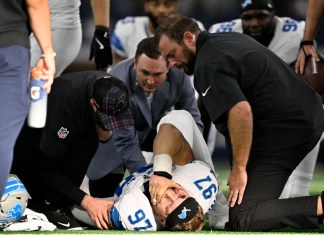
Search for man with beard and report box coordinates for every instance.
[86,37,229,229]
[11,72,135,230]
[110,0,204,66]
[154,14,324,231]
[206,0,321,200]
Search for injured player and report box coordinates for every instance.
[72,110,219,231]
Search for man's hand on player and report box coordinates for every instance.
[81,195,114,230]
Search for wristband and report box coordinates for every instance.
[154,171,172,179]
[153,154,172,176]
[300,40,315,57]
[300,40,314,47]
[41,52,57,58]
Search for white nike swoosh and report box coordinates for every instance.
[57,222,70,227]
[95,38,104,49]
[202,86,211,96]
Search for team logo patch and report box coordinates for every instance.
[178,207,191,219]
[57,127,69,139]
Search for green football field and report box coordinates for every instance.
[4,162,324,235]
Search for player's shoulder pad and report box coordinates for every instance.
[209,19,242,33]
[113,188,157,231]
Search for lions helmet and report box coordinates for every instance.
[0,175,28,225]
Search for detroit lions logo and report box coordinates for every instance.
[4,203,23,222]
[241,0,252,8]
[178,207,191,219]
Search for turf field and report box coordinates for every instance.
[4,163,324,234]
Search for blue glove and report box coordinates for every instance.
[89,26,113,70]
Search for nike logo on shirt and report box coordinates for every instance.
[95,38,104,49]
[202,86,211,96]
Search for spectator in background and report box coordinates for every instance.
[110,0,205,66]
[30,0,112,77]
[206,0,320,199]
[0,0,55,198]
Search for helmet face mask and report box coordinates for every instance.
[0,175,28,226]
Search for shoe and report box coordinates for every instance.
[44,207,86,230]
[208,189,229,230]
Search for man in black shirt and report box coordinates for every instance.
[12,71,134,230]
[154,14,324,231]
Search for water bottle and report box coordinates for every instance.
[27,67,47,128]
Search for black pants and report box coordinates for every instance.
[12,122,123,211]
[228,136,322,231]
[12,122,45,211]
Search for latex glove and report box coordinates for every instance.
[89,26,112,70]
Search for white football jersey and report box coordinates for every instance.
[208,16,305,64]
[111,16,206,59]
[113,160,217,230]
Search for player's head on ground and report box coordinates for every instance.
[155,14,201,75]
[152,187,205,231]
[134,37,169,93]
[145,0,178,30]
[240,0,275,46]
[90,75,134,139]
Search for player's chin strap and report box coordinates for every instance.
[153,154,173,179]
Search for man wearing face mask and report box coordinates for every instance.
[11,72,135,230]
[110,0,205,66]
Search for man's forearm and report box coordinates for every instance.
[303,0,324,41]
[91,0,110,27]
[227,101,252,170]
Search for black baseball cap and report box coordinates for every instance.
[165,197,199,229]
[92,76,134,131]
[241,0,274,12]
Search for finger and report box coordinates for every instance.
[170,182,182,190]
[230,192,239,207]
[95,219,103,230]
[100,217,108,230]
[237,191,243,205]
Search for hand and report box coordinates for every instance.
[35,55,56,94]
[89,26,113,70]
[295,44,319,74]
[149,175,182,205]
[226,166,247,207]
[81,195,114,230]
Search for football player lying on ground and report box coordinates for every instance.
[72,110,218,231]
